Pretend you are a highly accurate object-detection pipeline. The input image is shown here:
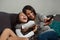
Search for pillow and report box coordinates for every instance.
[49,20,60,36]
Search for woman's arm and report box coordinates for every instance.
[38,13,51,26]
[38,13,47,21]
[44,17,51,26]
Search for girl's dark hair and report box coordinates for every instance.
[22,5,36,16]
[16,13,21,24]
[16,13,28,24]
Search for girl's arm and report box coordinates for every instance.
[23,25,38,38]
[23,25,38,37]
[16,29,24,37]
[32,25,38,32]
[24,31,34,38]
[16,29,34,38]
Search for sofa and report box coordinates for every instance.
[0,12,60,40]
[0,12,18,34]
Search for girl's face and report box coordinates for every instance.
[19,13,28,23]
[26,10,35,20]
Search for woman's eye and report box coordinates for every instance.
[27,13,30,15]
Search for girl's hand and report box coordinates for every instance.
[22,28,28,32]
[33,25,38,32]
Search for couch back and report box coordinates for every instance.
[0,12,11,34]
[9,13,18,33]
[0,12,60,35]
[47,14,60,22]
[0,12,18,34]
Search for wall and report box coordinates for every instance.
[0,0,60,15]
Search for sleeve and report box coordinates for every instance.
[16,29,24,37]
[24,31,34,38]
[22,21,35,29]
[16,29,34,38]
[15,24,22,29]
[37,13,47,21]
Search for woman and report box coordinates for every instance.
[22,5,58,40]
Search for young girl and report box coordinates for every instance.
[15,12,37,38]
[0,13,29,40]
[0,28,28,40]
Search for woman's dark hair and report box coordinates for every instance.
[22,5,36,16]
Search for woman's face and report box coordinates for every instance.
[19,13,28,23]
[26,10,35,20]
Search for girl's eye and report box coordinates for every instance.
[31,12,32,13]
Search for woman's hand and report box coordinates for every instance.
[44,17,51,26]
[33,25,38,32]
[44,21,51,26]
[44,17,50,22]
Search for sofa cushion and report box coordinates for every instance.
[48,14,60,36]
[49,20,60,36]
